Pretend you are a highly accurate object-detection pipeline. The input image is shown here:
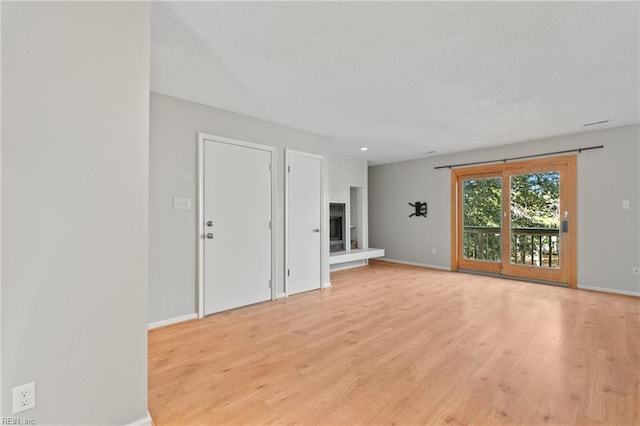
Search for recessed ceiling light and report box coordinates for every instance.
[583,120,609,127]
[360,147,368,151]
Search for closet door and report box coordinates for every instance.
[286,150,322,295]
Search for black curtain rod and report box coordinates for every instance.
[434,145,604,170]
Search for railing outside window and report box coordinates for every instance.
[463,226,559,268]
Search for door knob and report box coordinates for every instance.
[312,228,320,233]
[206,221,213,227]
[206,233,214,239]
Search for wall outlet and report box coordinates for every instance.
[633,266,640,275]
[172,197,191,210]
[13,382,36,414]
[431,248,437,255]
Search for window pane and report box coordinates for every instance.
[510,172,560,268]
[462,177,502,262]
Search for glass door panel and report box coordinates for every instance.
[462,177,502,261]
[509,171,560,269]
[459,175,503,273]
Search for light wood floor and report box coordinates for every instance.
[148,261,640,425]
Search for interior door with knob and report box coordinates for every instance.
[286,150,322,295]
[202,137,273,315]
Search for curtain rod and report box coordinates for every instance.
[433,145,604,170]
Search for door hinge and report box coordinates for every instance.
[268,220,272,229]
[287,269,290,277]
[269,279,272,288]
[268,162,272,171]
[288,165,291,173]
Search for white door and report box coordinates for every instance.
[286,150,322,295]
[203,140,272,315]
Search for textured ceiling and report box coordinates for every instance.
[151,1,640,165]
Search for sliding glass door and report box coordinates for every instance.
[452,156,576,287]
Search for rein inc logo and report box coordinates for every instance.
[2,419,35,425]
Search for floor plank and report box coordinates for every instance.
[148,260,640,425]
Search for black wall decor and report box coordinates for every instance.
[409,201,427,218]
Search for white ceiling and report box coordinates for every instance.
[151,1,639,165]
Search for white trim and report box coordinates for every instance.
[324,282,332,287]
[363,165,369,249]
[0,2,3,412]
[375,258,452,271]
[276,292,287,299]
[331,264,365,272]
[346,187,351,252]
[329,248,385,264]
[330,262,368,272]
[197,136,204,318]
[148,313,198,330]
[197,133,277,318]
[125,411,153,426]
[578,285,640,297]
[285,149,325,296]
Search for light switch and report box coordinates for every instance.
[622,200,630,210]
[173,197,191,210]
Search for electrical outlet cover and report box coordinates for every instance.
[633,266,640,275]
[13,382,36,414]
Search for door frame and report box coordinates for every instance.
[197,133,277,318]
[284,149,325,297]
[450,155,577,288]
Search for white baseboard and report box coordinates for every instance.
[148,313,198,330]
[276,292,286,299]
[578,285,640,297]
[126,411,153,426]
[375,258,451,271]
[323,282,332,287]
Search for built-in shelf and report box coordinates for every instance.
[329,248,385,265]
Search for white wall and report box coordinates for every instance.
[328,157,370,270]
[149,92,331,324]
[329,157,367,204]
[328,158,369,247]
[2,2,150,423]
[369,125,640,295]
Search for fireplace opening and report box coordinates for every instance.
[329,203,346,252]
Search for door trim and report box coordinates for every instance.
[450,155,577,288]
[197,133,277,318]
[284,149,325,297]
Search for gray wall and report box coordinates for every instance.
[149,92,331,324]
[2,2,150,423]
[369,125,640,295]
